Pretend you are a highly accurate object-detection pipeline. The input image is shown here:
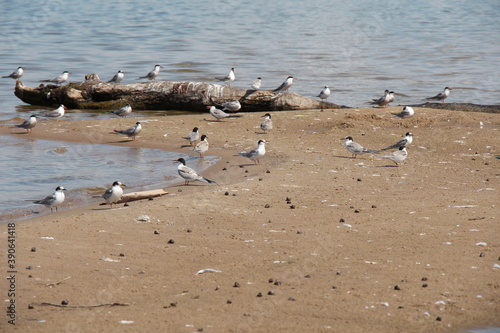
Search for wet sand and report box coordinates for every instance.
[1,106,499,332]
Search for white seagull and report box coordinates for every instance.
[343,136,379,158]
[391,106,414,118]
[207,106,242,121]
[33,186,66,213]
[251,77,262,90]
[137,64,163,81]
[239,139,267,164]
[426,87,452,103]
[107,70,124,83]
[2,66,24,80]
[216,67,235,85]
[40,71,70,85]
[41,104,66,119]
[380,132,413,151]
[273,76,296,93]
[260,113,273,133]
[317,86,331,100]
[109,104,132,117]
[220,100,241,112]
[192,134,209,158]
[97,181,126,208]
[183,127,200,146]
[380,147,408,166]
[15,115,38,133]
[175,158,217,185]
[113,121,142,141]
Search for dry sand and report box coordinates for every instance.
[1,106,499,333]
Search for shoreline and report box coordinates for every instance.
[1,106,499,332]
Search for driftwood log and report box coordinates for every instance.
[14,74,345,111]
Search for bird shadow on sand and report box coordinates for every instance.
[375,164,401,168]
[109,139,136,143]
[180,144,194,148]
[332,155,362,159]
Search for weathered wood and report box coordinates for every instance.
[115,189,168,204]
[409,102,500,114]
[14,75,346,111]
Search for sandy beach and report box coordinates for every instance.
[1,106,499,332]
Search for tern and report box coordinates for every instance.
[183,127,200,146]
[109,104,132,117]
[113,121,142,141]
[426,87,452,103]
[33,186,66,213]
[239,139,267,164]
[343,136,379,158]
[251,77,262,90]
[380,132,413,151]
[219,100,241,112]
[192,134,209,158]
[137,64,163,81]
[2,66,24,80]
[260,113,273,133]
[370,90,394,107]
[175,158,216,185]
[317,86,331,100]
[40,71,70,85]
[107,70,124,83]
[216,67,235,85]
[207,106,242,121]
[391,106,414,118]
[41,104,66,119]
[273,76,296,93]
[380,147,408,166]
[96,181,126,208]
[15,115,38,133]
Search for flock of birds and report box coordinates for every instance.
[3,65,449,214]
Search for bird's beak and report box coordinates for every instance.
[121,184,126,187]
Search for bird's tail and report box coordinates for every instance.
[202,177,217,184]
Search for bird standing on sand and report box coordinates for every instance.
[251,77,262,90]
[107,70,124,83]
[343,136,379,158]
[426,87,452,103]
[317,86,331,100]
[15,115,38,133]
[273,76,296,93]
[41,104,66,119]
[380,132,413,151]
[33,186,66,213]
[40,71,70,85]
[97,181,126,208]
[137,65,163,81]
[216,67,235,85]
[113,121,142,141]
[380,147,408,166]
[192,134,209,158]
[239,140,267,164]
[109,104,132,117]
[2,66,24,80]
[391,106,414,118]
[260,113,273,133]
[208,106,242,121]
[183,127,200,146]
[175,158,217,185]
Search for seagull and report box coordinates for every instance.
[192,134,209,158]
[113,121,142,141]
[426,87,452,103]
[183,127,199,146]
[33,186,66,213]
[273,76,296,93]
[391,106,414,118]
[107,70,124,83]
[41,104,66,119]
[260,113,273,133]
[40,71,70,85]
[216,67,235,85]
[2,66,24,80]
[239,139,267,164]
[109,104,132,117]
[15,115,38,133]
[175,158,217,185]
[137,64,163,81]
[380,132,413,151]
[343,136,379,158]
[96,181,126,208]
[370,90,394,107]
[207,106,242,121]
[380,147,408,166]
[220,100,241,112]
[251,77,262,90]
[317,86,331,100]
